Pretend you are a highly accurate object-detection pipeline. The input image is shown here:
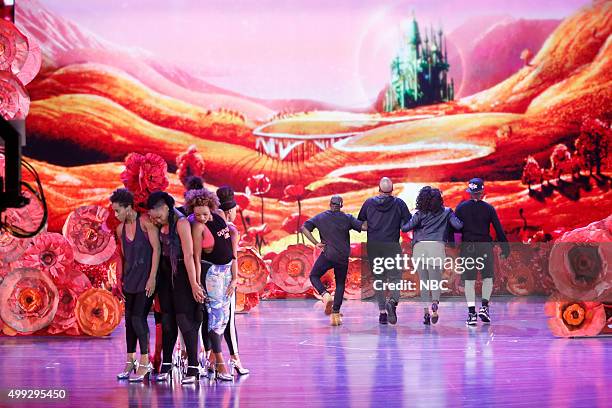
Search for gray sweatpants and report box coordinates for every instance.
[412,241,446,305]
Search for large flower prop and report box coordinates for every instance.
[545,301,606,337]
[20,232,73,284]
[236,247,269,294]
[270,244,313,294]
[549,215,611,302]
[63,205,116,265]
[0,267,59,333]
[176,145,205,187]
[120,153,169,210]
[47,273,92,335]
[75,288,122,337]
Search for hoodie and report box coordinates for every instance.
[358,195,411,243]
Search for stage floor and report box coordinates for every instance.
[0,298,610,407]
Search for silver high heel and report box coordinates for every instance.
[229,359,250,376]
[117,360,138,380]
[155,363,173,382]
[215,363,234,382]
[181,366,200,385]
[129,362,153,382]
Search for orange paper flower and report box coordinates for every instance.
[0,267,59,333]
[236,247,269,294]
[63,205,117,265]
[545,301,606,337]
[270,244,314,294]
[75,288,122,337]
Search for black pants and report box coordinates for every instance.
[157,257,202,373]
[460,242,495,281]
[124,291,153,354]
[367,242,402,310]
[309,254,348,313]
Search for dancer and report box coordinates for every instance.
[455,178,510,326]
[147,192,205,385]
[358,177,411,325]
[189,188,235,382]
[302,195,366,326]
[215,186,250,374]
[111,188,160,382]
[401,187,462,325]
[177,176,205,216]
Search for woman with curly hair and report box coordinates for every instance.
[402,186,463,325]
[147,191,205,385]
[186,188,235,381]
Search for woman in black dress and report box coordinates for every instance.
[147,191,205,385]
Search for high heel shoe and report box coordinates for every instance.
[181,366,200,385]
[154,363,173,382]
[129,362,153,382]
[229,359,250,375]
[117,360,138,380]
[431,301,439,324]
[215,363,234,382]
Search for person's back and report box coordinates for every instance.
[404,207,463,244]
[304,209,361,264]
[359,195,411,243]
[455,199,503,243]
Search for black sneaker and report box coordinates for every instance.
[385,299,398,325]
[478,306,491,323]
[379,312,388,325]
[431,302,439,324]
[423,312,431,325]
[466,312,477,326]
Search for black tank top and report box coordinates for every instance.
[121,216,152,293]
[203,212,233,265]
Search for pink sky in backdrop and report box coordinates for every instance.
[40,0,590,107]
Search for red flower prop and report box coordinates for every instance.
[120,153,169,210]
[0,71,29,120]
[261,281,288,300]
[238,233,255,248]
[16,35,41,86]
[281,213,313,234]
[104,203,121,232]
[505,268,536,296]
[545,301,606,337]
[63,205,117,265]
[0,222,31,264]
[176,145,205,187]
[549,215,612,302]
[20,232,74,284]
[47,273,92,335]
[235,193,250,210]
[236,247,269,294]
[0,261,12,285]
[270,244,314,293]
[350,243,364,258]
[343,259,364,299]
[236,292,260,313]
[75,288,122,337]
[281,184,310,202]
[0,267,59,333]
[245,174,271,196]
[0,20,28,75]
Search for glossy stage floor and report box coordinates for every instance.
[1,298,610,408]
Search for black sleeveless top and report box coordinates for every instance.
[160,213,185,279]
[121,216,152,293]
[203,212,233,265]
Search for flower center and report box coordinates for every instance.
[40,251,56,266]
[568,245,602,283]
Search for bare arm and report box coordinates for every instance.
[178,218,204,302]
[191,221,203,286]
[142,216,160,297]
[361,221,368,231]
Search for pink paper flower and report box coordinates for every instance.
[63,205,117,265]
[20,232,74,284]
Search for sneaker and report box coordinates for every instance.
[466,312,477,326]
[385,299,398,325]
[478,306,490,323]
[322,292,333,315]
[423,312,431,325]
[379,312,388,325]
[431,302,439,325]
[331,312,343,326]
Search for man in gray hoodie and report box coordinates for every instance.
[358,177,411,325]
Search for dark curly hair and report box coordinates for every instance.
[109,188,134,208]
[184,188,219,214]
[184,176,204,191]
[415,186,444,213]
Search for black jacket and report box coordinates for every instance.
[401,207,463,245]
[358,195,411,243]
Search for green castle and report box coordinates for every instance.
[383,14,454,112]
